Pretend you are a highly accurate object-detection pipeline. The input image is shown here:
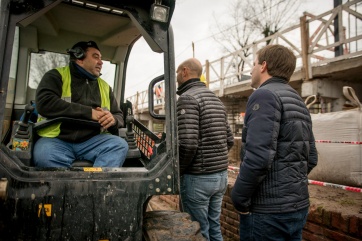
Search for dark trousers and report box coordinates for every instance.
[239,207,309,241]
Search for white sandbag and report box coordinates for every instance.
[308,87,362,187]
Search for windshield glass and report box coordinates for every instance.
[28,52,116,89]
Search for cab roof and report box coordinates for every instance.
[14,0,176,60]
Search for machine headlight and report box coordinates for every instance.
[150,3,169,23]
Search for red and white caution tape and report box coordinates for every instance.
[228,166,362,193]
[315,140,362,144]
[308,179,362,193]
[228,166,240,171]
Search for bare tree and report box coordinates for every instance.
[244,0,301,43]
[211,1,258,81]
[211,0,300,80]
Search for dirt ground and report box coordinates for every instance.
[307,183,362,217]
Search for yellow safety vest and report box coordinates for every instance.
[37,66,110,137]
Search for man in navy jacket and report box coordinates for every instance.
[231,45,318,241]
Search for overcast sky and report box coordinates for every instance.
[124,0,334,98]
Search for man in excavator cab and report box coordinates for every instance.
[33,40,128,168]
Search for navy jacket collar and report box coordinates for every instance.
[260,77,288,88]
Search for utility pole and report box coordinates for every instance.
[334,0,343,57]
[192,41,195,58]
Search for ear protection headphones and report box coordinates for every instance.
[66,47,85,59]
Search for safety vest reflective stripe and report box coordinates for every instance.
[37,66,110,137]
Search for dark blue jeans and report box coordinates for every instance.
[239,207,309,241]
[33,134,128,167]
[180,170,228,241]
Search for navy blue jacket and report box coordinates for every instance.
[231,77,318,213]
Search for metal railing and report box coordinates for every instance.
[127,0,362,113]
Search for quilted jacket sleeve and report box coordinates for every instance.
[177,95,200,174]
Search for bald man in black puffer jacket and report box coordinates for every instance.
[176,58,234,241]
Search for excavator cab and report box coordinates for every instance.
[0,0,204,240]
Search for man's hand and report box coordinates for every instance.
[92,107,116,130]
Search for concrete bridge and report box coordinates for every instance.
[126,0,362,135]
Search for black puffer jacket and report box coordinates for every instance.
[177,79,234,175]
[231,77,318,213]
